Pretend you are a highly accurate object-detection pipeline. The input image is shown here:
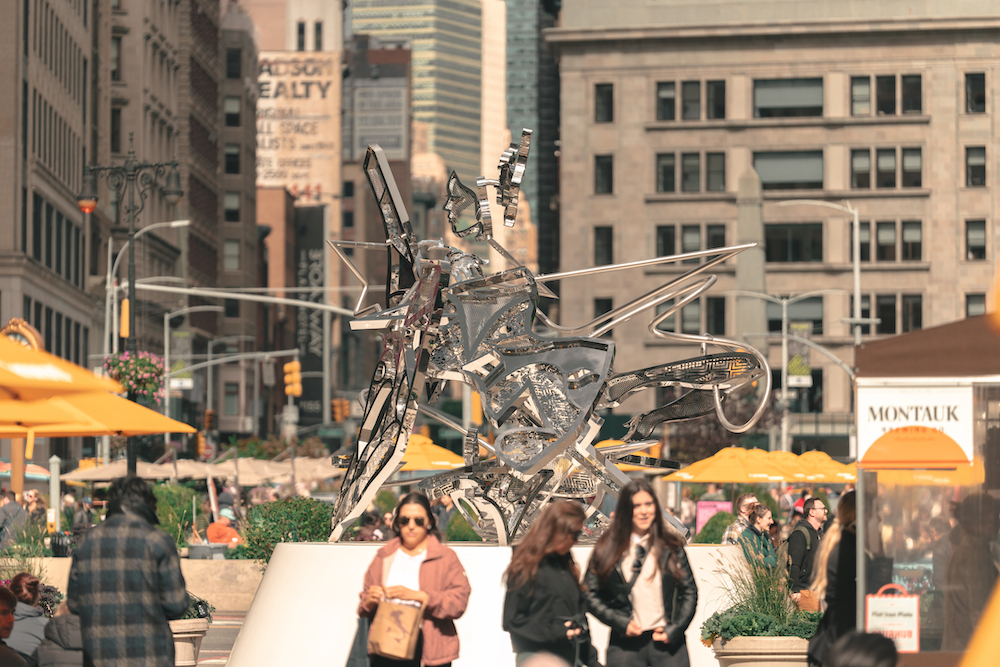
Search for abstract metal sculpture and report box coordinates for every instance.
[329,131,771,544]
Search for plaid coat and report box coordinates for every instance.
[67,510,188,667]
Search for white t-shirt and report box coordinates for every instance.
[385,549,427,607]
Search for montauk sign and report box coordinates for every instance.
[856,381,974,463]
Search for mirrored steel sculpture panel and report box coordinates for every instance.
[329,131,772,544]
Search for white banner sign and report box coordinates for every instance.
[866,586,920,653]
[856,382,974,463]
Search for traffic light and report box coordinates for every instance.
[331,398,349,421]
[196,431,206,459]
[119,299,130,338]
[283,360,302,397]
[205,409,216,431]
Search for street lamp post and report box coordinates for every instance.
[206,335,256,437]
[164,306,224,452]
[78,134,183,475]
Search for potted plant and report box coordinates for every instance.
[169,592,214,667]
[700,544,820,667]
[103,351,165,405]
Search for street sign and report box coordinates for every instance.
[788,375,813,387]
[169,378,194,390]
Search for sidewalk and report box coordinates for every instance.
[198,611,245,665]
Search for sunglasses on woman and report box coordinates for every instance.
[397,516,426,527]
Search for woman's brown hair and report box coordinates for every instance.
[10,572,40,606]
[588,479,684,585]
[504,501,586,590]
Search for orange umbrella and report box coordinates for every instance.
[661,446,790,483]
[0,336,122,399]
[399,434,464,471]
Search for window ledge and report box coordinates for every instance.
[646,192,737,203]
[762,189,930,200]
[766,261,931,272]
[644,264,736,276]
[645,114,931,131]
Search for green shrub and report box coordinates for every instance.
[445,511,482,542]
[374,491,398,515]
[153,483,199,548]
[0,523,47,582]
[243,497,335,565]
[693,511,735,544]
[224,544,250,560]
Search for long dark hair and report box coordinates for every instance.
[504,501,586,590]
[588,479,684,584]
[392,492,442,540]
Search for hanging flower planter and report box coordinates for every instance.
[103,351,165,405]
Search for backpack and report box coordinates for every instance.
[785,523,812,570]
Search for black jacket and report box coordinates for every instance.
[503,554,600,666]
[583,544,698,646]
[787,520,822,592]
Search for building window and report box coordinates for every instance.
[902,295,922,332]
[594,226,613,265]
[876,75,895,115]
[656,82,675,121]
[706,296,725,335]
[681,153,700,192]
[594,155,613,194]
[314,21,323,51]
[967,293,987,318]
[851,149,870,188]
[876,149,896,188]
[681,300,701,334]
[224,382,239,415]
[656,225,675,256]
[226,48,241,79]
[681,224,700,262]
[225,144,240,174]
[655,302,675,332]
[706,224,726,249]
[594,298,613,337]
[224,240,240,270]
[967,73,986,113]
[656,153,675,192]
[966,147,986,186]
[682,81,700,120]
[595,83,613,122]
[224,298,240,318]
[851,76,870,116]
[224,97,240,126]
[110,108,121,153]
[110,37,121,81]
[753,151,823,190]
[753,78,823,118]
[901,148,922,188]
[767,297,824,334]
[224,192,240,221]
[343,211,354,228]
[706,80,725,119]
[966,220,986,260]
[343,181,355,198]
[902,75,922,113]
[706,153,725,192]
[876,295,896,334]
[764,223,823,262]
[901,221,922,261]
[876,221,896,261]
[296,22,306,51]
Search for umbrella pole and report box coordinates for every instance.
[11,437,25,500]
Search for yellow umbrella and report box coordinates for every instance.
[798,450,856,483]
[399,434,464,471]
[662,446,790,483]
[0,336,122,399]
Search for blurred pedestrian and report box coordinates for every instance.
[432,496,456,533]
[721,493,757,545]
[6,574,48,662]
[24,602,81,667]
[700,483,724,501]
[585,479,697,667]
[0,587,25,667]
[826,631,896,667]
[22,492,46,527]
[71,500,92,538]
[807,491,858,667]
[358,492,471,667]
[206,509,242,548]
[679,488,696,534]
[67,476,188,667]
[0,493,27,550]
[503,501,600,667]
[942,493,999,651]
[737,504,777,570]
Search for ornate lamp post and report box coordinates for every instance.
[77,134,183,475]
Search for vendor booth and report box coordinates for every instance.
[855,315,1000,659]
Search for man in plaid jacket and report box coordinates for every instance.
[67,476,188,667]
[721,492,758,545]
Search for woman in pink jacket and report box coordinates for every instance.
[358,493,472,667]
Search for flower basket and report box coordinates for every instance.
[103,351,165,405]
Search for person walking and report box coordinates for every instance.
[807,491,857,667]
[5,574,48,662]
[585,479,698,667]
[67,476,188,667]
[942,493,999,651]
[721,493,757,546]
[358,492,471,667]
[788,498,826,611]
[503,501,600,667]
[0,493,27,550]
[736,504,777,570]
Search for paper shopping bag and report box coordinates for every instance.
[367,601,424,661]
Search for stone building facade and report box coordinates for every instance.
[548,1,1000,453]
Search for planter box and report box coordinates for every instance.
[712,636,809,667]
[169,618,210,667]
